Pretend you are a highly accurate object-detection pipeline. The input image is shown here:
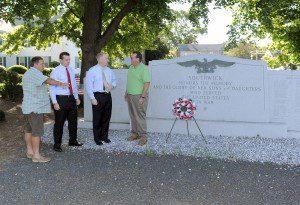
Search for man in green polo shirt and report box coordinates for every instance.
[125,51,150,146]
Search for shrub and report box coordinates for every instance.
[43,67,54,77]
[0,69,6,83]
[122,64,130,69]
[50,61,60,68]
[7,65,28,75]
[0,65,6,70]
[0,70,22,100]
[0,109,5,122]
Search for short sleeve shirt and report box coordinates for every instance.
[126,63,150,95]
[22,67,51,114]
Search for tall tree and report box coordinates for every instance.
[145,10,205,62]
[0,0,237,78]
[224,42,258,59]
[225,0,300,67]
[160,10,205,47]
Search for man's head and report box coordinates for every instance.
[131,51,142,67]
[96,52,109,67]
[59,52,71,67]
[31,56,45,71]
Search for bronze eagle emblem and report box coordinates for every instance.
[177,58,235,73]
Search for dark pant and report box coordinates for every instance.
[53,95,78,147]
[92,92,112,143]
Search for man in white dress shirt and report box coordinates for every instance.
[86,52,117,145]
[50,52,83,152]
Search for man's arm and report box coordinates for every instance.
[124,90,128,101]
[138,82,150,105]
[141,82,150,97]
[86,70,96,100]
[49,70,58,105]
[111,70,117,89]
[141,66,151,98]
[45,78,67,86]
[71,70,79,100]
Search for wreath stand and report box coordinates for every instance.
[166,98,207,144]
[166,116,207,144]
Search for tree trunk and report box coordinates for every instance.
[80,0,104,83]
[80,0,139,83]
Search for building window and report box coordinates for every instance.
[0,57,6,67]
[75,57,81,69]
[16,56,51,68]
[42,56,51,67]
[16,57,31,68]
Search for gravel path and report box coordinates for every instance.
[0,145,299,205]
[42,124,300,165]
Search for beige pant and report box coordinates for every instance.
[127,94,148,138]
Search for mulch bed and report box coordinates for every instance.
[0,98,84,166]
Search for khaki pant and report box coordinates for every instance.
[127,94,148,138]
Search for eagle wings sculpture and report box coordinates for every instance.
[177,58,235,73]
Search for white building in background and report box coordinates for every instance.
[178,43,225,57]
[0,29,81,69]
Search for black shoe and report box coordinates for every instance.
[95,141,103,146]
[69,141,83,146]
[53,146,63,152]
[103,139,111,143]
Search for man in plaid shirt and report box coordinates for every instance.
[22,56,67,163]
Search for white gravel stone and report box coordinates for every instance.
[43,123,300,165]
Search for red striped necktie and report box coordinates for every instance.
[66,67,73,95]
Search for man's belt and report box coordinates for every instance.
[94,92,111,94]
[56,94,74,98]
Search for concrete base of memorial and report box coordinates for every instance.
[147,118,289,139]
[44,122,300,165]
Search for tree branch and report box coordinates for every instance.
[64,0,83,22]
[59,20,82,41]
[97,0,139,47]
[98,0,104,36]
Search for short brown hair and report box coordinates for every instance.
[30,56,44,67]
[59,52,70,60]
[132,51,142,62]
[96,52,107,59]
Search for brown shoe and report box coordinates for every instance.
[138,137,148,146]
[32,156,51,163]
[127,134,140,141]
[26,153,44,159]
[26,153,33,159]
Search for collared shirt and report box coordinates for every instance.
[86,64,117,100]
[22,67,51,114]
[49,64,79,104]
[126,63,150,95]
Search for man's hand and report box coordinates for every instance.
[138,97,145,105]
[76,99,81,106]
[124,93,128,102]
[53,103,60,110]
[105,84,113,92]
[58,81,68,88]
[91,99,98,105]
